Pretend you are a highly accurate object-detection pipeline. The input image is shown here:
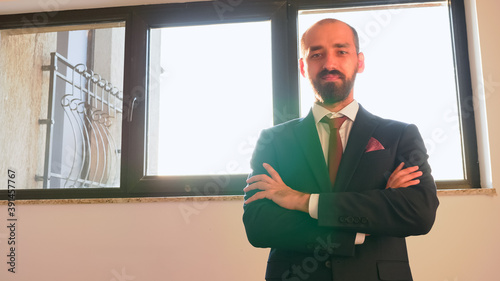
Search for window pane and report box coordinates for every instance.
[0,23,125,189]
[147,21,273,176]
[298,2,464,181]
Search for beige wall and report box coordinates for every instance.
[0,30,55,190]
[1,0,500,280]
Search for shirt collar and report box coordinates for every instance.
[312,100,359,125]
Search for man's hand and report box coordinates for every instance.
[386,162,423,189]
[244,163,310,213]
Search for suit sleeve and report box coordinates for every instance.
[317,124,439,237]
[242,128,356,256]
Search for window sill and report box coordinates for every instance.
[0,188,496,205]
[437,188,496,196]
[0,195,243,205]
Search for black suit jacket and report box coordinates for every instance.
[243,105,439,281]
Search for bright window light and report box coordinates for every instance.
[148,21,273,176]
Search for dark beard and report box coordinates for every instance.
[312,69,356,105]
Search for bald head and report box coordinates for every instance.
[300,19,359,57]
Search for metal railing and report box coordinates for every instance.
[37,52,122,188]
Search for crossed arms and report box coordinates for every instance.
[242,123,439,255]
[244,162,422,213]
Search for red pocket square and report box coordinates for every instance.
[365,137,385,152]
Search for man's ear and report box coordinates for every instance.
[299,58,306,77]
[357,52,365,73]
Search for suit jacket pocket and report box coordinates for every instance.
[362,148,392,160]
[377,260,412,281]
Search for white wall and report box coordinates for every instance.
[1,0,500,280]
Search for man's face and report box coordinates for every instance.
[300,21,365,105]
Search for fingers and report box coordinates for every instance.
[243,163,284,204]
[387,162,405,183]
[244,191,268,205]
[387,162,422,189]
[399,170,423,183]
[263,163,284,184]
[397,179,420,188]
[245,163,283,190]
[246,163,281,184]
[389,172,421,189]
[243,181,269,193]
[394,162,405,174]
[246,174,271,185]
[396,164,420,175]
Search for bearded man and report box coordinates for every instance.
[243,18,439,281]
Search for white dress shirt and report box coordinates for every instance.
[307,100,365,244]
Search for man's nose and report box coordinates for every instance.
[323,53,338,70]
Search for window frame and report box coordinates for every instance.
[124,1,290,197]
[288,0,480,190]
[0,7,133,200]
[0,0,480,200]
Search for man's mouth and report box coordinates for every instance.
[318,70,344,82]
[321,74,342,81]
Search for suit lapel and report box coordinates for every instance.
[334,105,379,192]
[293,111,332,193]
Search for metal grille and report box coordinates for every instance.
[38,52,122,188]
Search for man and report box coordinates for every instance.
[242,18,439,281]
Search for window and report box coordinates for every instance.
[0,9,130,199]
[289,0,480,190]
[0,0,479,200]
[147,21,273,177]
[124,1,289,196]
[0,21,125,192]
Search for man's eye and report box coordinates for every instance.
[338,50,348,55]
[310,53,321,59]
